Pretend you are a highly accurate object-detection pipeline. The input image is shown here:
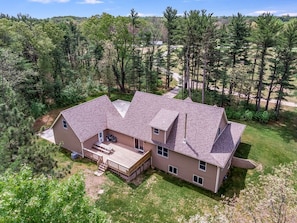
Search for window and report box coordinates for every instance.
[199,160,207,171]
[62,119,68,129]
[153,128,159,135]
[193,175,203,186]
[157,146,168,158]
[168,165,178,175]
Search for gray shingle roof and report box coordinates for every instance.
[211,122,246,167]
[60,96,120,142]
[57,91,245,168]
[107,91,245,167]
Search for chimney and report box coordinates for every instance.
[183,113,187,144]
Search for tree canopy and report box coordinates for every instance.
[0,166,106,223]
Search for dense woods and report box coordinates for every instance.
[0,7,297,222]
[1,11,296,120]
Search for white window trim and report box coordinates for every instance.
[199,160,207,172]
[62,119,68,129]
[168,165,178,175]
[157,146,169,158]
[153,128,159,135]
[193,174,204,186]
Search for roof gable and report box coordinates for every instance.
[149,108,179,131]
[56,96,120,142]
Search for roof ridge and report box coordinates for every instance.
[62,95,109,114]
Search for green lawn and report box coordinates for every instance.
[238,122,297,170]
[94,113,297,222]
[96,170,219,223]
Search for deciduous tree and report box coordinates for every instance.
[0,167,106,222]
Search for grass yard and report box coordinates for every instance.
[96,170,219,223]
[238,123,297,170]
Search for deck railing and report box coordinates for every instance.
[107,159,130,175]
[84,146,152,177]
[128,150,151,175]
[107,150,151,176]
[83,148,103,163]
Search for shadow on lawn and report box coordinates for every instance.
[219,143,252,197]
[234,142,251,159]
[274,110,297,143]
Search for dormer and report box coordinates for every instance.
[149,108,179,144]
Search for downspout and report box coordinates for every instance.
[215,166,220,193]
[81,142,84,158]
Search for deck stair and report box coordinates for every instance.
[98,162,108,172]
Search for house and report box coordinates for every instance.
[52,91,245,193]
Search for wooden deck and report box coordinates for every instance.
[84,142,149,170]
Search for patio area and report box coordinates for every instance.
[84,142,150,171]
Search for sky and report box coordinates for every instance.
[1,0,297,19]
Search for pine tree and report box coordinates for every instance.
[251,13,282,111]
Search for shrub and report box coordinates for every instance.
[30,102,47,118]
[260,110,270,123]
[241,110,254,121]
[61,78,87,105]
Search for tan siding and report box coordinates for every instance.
[218,138,242,187]
[83,130,109,149]
[83,135,98,149]
[218,156,232,189]
[166,123,174,142]
[107,130,135,148]
[152,148,218,192]
[219,113,228,130]
[151,128,165,143]
[143,142,155,153]
[53,115,82,155]
[214,114,229,141]
[107,130,154,153]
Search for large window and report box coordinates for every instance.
[62,119,68,129]
[199,160,207,172]
[193,175,203,186]
[157,146,168,158]
[168,165,178,175]
[153,128,159,135]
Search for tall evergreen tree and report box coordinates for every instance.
[129,8,139,91]
[251,13,282,111]
[275,19,297,116]
[164,6,178,89]
[228,13,250,67]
